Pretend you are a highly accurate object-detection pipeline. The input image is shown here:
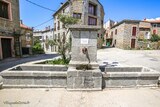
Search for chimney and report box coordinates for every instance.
[60,2,63,6]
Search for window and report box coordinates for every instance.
[101,20,103,26]
[88,3,97,16]
[57,21,60,30]
[153,29,157,34]
[88,16,97,25]
[73,13,81,19]
[132,27,137,36]
[26,33,31,41]
[63,32,65,36]
[153,24,157,28]
[54,23,56,31]
[111,31,113,38]
[58,33,60,40]
[115,29,117,35]
[55,34,57,39]
[101,34,103,38]
[0,1,9,19]
[97,34,99,38]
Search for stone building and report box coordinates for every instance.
[53,0,105,50]
[103,20,116,47]
[0,0,21,60]
[33,27,54,53]
[106,19,160,49]
[20,21,33,55]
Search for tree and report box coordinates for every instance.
[150,34,160,42]
[54,14,79,63]
[32,40,44,54]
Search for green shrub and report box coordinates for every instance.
[46,58,70,65]
[32,40,44,54]
[150,34,160,42]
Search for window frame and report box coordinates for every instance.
[88,3,97,16]
[73,13,82,19]
[132,27,137,36]
[88,16,97,26]
[0,0,12,20]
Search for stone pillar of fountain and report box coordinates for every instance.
[67,25,102,91]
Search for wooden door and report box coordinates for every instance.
[131,39,136,48]
[1,38,12,59]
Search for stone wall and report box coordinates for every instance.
[111,23,125,48]
[0,0,20,33]
[123,23,139,49]
[110,20,160,49]
[0,0,20,59]
[53,0,105,49]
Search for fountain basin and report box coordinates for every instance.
[0,63,68,88]
[0,76,3,89]
[103,67,160,88]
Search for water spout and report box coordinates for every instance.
[82,47,90,63]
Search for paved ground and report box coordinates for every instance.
[0,54,58,72]
[0,88,160,107]
[97,48,160,71]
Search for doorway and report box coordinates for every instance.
[1,38,12,59]
[131,39,136,48]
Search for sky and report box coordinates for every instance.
[20,0,160,30]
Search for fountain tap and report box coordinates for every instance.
[82,47,88,54]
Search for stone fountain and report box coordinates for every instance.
[67,25,102,91]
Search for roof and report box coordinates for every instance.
[144,20,160,24]
[53,1,69,17]
[20,23,32,30]
[111,20,141,28]
[53,0,105,17]
[33,28,54,33]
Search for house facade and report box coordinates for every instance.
[33,27,54,53]
[53,0,105,50]
[20,21,33,55]
[105,19,160,49]
[0,0,21,60]
[103,20,116,47]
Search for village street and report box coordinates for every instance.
[0,54,58,72]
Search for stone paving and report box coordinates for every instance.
[0,88,160,107]
[97,48,160,72]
